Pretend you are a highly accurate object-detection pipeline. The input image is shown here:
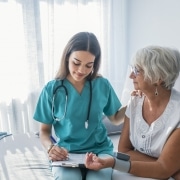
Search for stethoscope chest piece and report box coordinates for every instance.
[85,120,88,129]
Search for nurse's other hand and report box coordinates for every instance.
[131,90,143,97]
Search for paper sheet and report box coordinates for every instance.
[51,153,86,167]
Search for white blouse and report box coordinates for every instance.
[126,88,180,158]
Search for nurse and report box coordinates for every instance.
[33,32,126,180]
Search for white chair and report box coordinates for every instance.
[112,170,174,180]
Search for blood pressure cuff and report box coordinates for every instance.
[113,152,131,172]
[113,158,131,172]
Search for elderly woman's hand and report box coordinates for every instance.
[85,153,106,170]
[85,152,115,170]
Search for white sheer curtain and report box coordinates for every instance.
[0,0,129,134]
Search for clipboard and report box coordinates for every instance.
[51,153,86,168]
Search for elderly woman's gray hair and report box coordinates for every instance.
[133,45,180,90]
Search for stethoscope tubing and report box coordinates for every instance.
[52,80,68,121]
[52,80,92,125]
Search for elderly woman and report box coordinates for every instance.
[85,45,180,180]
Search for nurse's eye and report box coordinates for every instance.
[86,64,93,68]
[73,61,81,66]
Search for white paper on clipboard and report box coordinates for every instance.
[51,153,86,168]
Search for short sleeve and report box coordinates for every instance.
[33,81,55,124]
[103,79,122,116]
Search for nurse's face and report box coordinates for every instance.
[68,51,95,83]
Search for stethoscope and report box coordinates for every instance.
[52,80,92,129]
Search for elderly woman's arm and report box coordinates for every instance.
[119,117,180,179]
[85,116,180,180]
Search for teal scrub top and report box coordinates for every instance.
[33,77,121,155]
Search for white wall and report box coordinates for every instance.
[127,0,180,56]
[121,0,180,104]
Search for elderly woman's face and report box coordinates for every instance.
[130,65,153,92]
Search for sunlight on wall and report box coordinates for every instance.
[0,1,29,104]
[0,1,104,105]
[0,0,110,133]
[40,1,103,81]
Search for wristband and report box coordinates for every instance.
[47,144,54,153]
[113,158,131,173]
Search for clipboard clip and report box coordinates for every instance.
[61,162,79,167]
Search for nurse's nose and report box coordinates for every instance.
[78,65,86,73]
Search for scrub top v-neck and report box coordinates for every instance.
[34,77,121,155]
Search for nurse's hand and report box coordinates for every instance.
[48,145,69,161]
[131,90,143,97]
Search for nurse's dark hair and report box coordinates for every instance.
[55,32,101,80]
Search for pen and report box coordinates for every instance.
[50,135,69,160]
[50,135,57,144]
